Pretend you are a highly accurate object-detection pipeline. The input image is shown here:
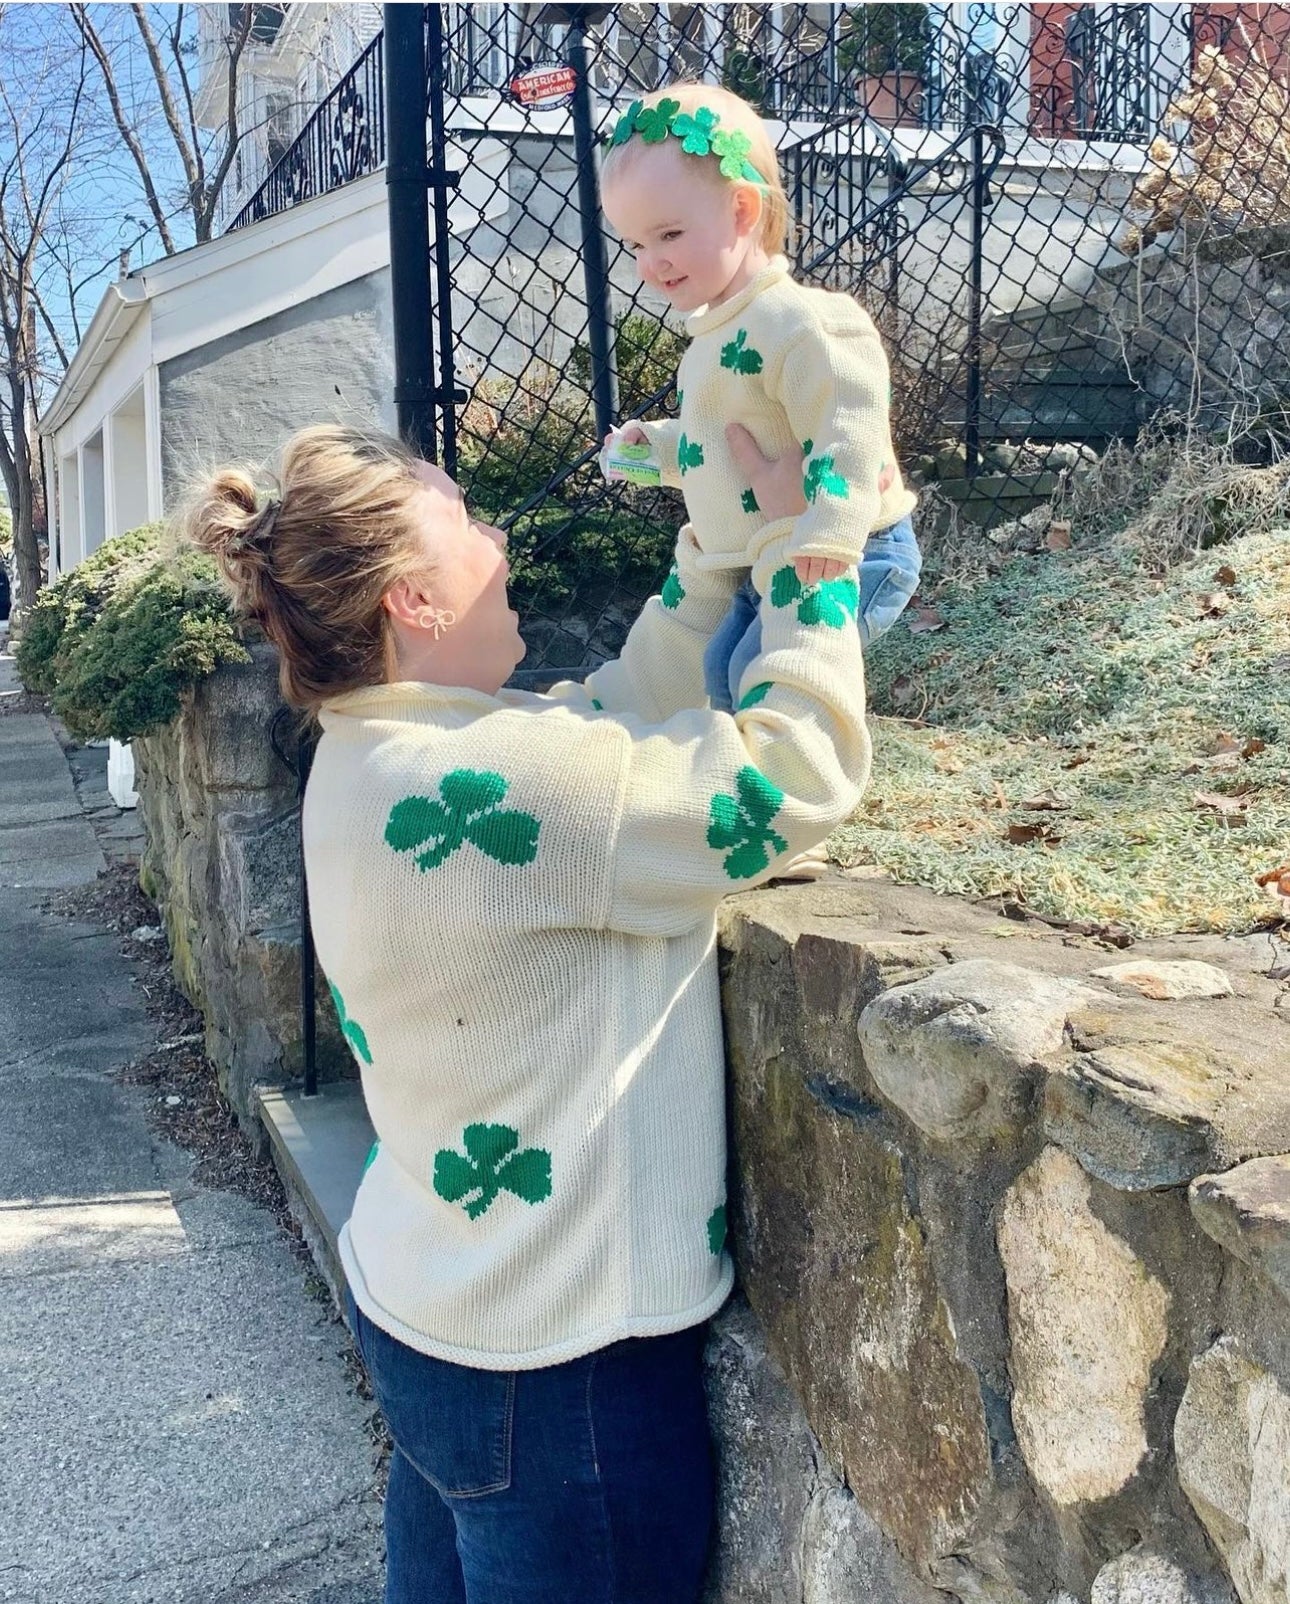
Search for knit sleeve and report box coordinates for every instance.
[600,519,871,936]
[773,319,903,568]
[573,523,740,722]
[636,418,684,488]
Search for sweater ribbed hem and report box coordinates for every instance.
[340,1223,735,1371]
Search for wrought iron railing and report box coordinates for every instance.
[229,30,385,230]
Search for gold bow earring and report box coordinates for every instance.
[418,605,456,639]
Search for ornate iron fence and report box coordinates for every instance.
[229,30,386,230]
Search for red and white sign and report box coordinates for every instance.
[509,63,578,110]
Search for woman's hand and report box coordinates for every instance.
[725,423,806,523]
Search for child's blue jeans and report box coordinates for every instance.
[703,514,921,712]
[347,1290,715,1604]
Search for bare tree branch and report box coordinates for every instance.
[71,3,176,254]
[129,3,199,207]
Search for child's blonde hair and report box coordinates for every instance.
[600,82,790,257]
[181,425,430,711]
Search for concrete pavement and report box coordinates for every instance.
[0,651,383,1603]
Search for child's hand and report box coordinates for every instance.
[605,423,649,447]
[794,556,849,585]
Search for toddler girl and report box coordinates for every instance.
[598,82,921,712]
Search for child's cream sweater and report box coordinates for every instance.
[305,518,871,1369]
[640,256,916,569]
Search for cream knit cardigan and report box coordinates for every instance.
[640,256,916,567]
[305,516,871,1369]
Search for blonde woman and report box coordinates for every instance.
[187,421,870,1603]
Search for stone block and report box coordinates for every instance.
[998,1146,1170,1506]
[1091,962,1235,1001]
[1091,1550,1237,1604]
[1044,1042,1290,1193]
[726,997,994,1572]
[1190,1158,1290,1303]
[857,959,1094,1144]
[1174,1337,1290,1604]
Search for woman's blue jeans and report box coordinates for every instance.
[703,513,922,712]
[346,1292,715,1604]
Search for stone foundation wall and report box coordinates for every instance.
[133,644,349,1122]
[133,665,1290,1603]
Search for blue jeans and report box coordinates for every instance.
[346,1291,715,1604]
[703,513,922,712]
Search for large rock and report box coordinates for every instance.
[722,943,996,1574]
[1174,1338,1290,1604]
[857,959,1094,1144]
[998,1146,1170,1505]
[1190,1158,1290,1304]
[1091,1549,1237,1604]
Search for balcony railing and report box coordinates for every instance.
[229,30,385,231]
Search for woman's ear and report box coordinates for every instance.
[732,182,764,240]
[382,574,429,628]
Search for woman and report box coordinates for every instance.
[186,420,871,1604]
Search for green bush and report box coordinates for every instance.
[14,524,249,741]
[569,312,686,422]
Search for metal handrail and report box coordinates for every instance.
[229,30,386,231]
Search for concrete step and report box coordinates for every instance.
[257,1081,375,1307]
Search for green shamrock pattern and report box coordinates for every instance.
[741,488,759,514]
[362,1140,380,1176]
[711,127,755,180]
[720,329,764,376]
[801,436,849,503]
[385,771,539,873]
[672,107,718,154]
[433,1124,552,1220]
[636,97,680,142]
[737,681,773,709]
[660,564,686,610]
[329,983,372,1065]
[769,565,860,629]
[707,765,788,880]
[707,1204,728,1255]
[678,433,704,475]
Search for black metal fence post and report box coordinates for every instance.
[568,11,618,440]
[425,4,467,479]
[385,3,437,460]
[964,124,988,477]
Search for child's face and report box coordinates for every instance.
[602,143,762,314]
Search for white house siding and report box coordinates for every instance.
[157,271,394,497]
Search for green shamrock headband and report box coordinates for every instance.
[606,98,767,186]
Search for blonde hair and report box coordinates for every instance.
[600,82,790,256]
[181,424,429,712]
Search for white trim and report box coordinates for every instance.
[38,280,148,437]
[145,366,164,522]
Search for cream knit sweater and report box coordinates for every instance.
[640,256,916,568]
[306,518,871,1370]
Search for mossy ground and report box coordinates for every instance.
[836,519,1290,936]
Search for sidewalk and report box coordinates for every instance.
[0,651,384,1603]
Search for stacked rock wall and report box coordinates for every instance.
[715,881,1290,1604]
[133,644,348,1122]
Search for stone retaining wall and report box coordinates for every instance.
[133,643,350,1120]
[133,660,1290,1604]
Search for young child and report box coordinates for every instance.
[598,82,921,714]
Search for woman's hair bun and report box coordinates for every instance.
[183,466,280,606]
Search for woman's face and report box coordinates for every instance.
[385,462,526,692]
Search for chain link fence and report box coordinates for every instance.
[234,2,1290,681]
